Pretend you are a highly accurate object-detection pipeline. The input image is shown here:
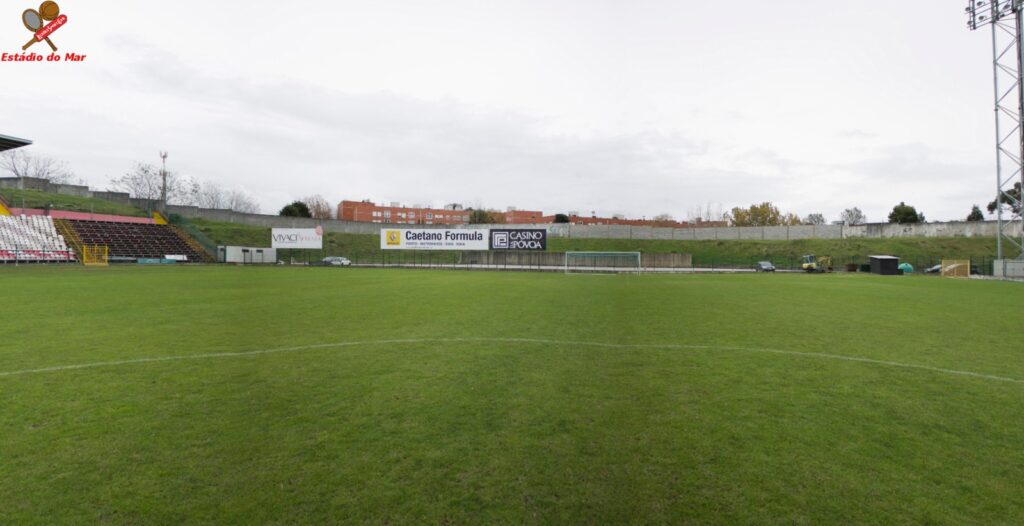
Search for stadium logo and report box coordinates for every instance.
[489,229,547,251]
[3,2,86,63]
[386,230,402,246]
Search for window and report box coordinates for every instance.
[372,211,382,218]
[383,211,391,218]
[408,212,416,219]
[426,213,433,220]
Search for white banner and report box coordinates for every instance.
[272,227,323,249]
[381,228,489,250]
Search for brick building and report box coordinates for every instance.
[337,200,471,225]
[503,209,546,224]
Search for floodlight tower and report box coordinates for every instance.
[967,0,1024,260]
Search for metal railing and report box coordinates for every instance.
[167,215,218,259]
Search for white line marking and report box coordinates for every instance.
[1,338,1021,385]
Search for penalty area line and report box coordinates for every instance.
[0,337,1022,386]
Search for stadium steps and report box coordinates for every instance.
[0,194,10,216]
[170,225,215,262]
[65,220,209,262]
[152,211,168,225]
[53,218,85,263]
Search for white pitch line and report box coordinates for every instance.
[1,337,1022,385]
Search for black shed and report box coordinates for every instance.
[869,255,900,275]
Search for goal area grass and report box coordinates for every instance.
[2,266,1023,524]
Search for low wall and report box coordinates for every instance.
[457,251,693,268]
[994,259,1024,279]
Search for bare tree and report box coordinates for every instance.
[804,213,826,225]
[188,180,227,209]
[225,190,260,214]
[108,162,192,204]
[687,202,725,224]
[303,195,333,219]
[182,179,259,213]
[0,150,77,184]
[840,207,867,226]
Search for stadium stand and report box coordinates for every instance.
[65,220,211,262]
[0,214,75,262]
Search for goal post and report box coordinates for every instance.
[940,259,970,278]
[82,245,109,267]
[565,251,641,274]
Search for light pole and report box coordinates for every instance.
[159,151,168,212]
[966,0,1024,260]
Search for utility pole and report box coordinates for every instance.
[159,151,168,211]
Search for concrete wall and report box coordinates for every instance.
[994,259,1024,278]
[160,204,1024,242]
[0,176,122,200]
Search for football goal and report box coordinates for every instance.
[82,245,109,267]
[941,259,970,278]
[565,252,641,274]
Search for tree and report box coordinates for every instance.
[652,213,676,226]
[840,207,867,226]
[108,162,190,203]
[888,202,924,224]
[987,182,1022,216]
[303,195,333,219]
[468,208,505,224]
[553,213,570,223]
[967,205,985,222]
[224,190,260,214]
[188,180,226,209]
[182,179,259,213]
[279,201,312,218]
[727,202,799,227]
[687,202,725,224]
[0,150,77,184]
[804,213,826,226]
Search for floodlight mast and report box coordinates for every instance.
[967,0,1024,260]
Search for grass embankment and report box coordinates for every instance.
[1,267,1023,524]
[0,188,150,218]
[190,218,998,268]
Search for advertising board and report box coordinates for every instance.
[272,227,323,250]
[381,229,489,250]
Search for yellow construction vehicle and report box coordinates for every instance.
[801,254,832,273]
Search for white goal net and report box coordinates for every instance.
[565,252,641,274]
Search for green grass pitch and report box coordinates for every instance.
[2,266,1023,524]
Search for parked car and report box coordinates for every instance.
[754,261,776,272]
[312,257,352,267]
[925,264,942,274]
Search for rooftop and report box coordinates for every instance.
[0,134,32,152]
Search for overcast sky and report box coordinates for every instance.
[1,0,1001,222]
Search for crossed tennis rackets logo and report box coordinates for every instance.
[21,1,66,52]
